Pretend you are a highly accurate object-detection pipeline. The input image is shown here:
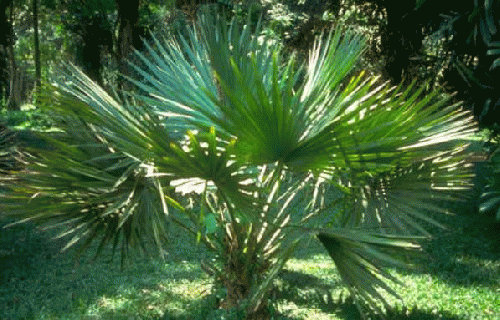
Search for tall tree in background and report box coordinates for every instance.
[324,0,500,130]
[4,0,22,110]
[115,0,140,89]
[325,0,429,84]
[63,0,114,86]
[32,0,41,92]
[1,0,54,108]
[64,0,154,88]
[0,0,11,104]
[431,0,500,132]
[378,0,425,83]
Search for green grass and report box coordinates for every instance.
[1,206,499,320]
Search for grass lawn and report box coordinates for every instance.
[1,204,499,320]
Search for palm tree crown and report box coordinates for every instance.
[2,12,477,318]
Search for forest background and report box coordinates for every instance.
[2,0,500,131]
[1,0,500,319]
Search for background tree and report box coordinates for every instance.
[323,0,500,131]
[32,0,41,91]
[433,0,500,133]
[115,0,140,89]
[0,0,11,103]
[62,0,115,86]
[0,0,24,110]
[60,0,167,88]
[1,0,70,109]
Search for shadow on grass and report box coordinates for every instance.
[0,219,212,320]
[0,220,57,285]
[274,270,465,320]
[407,211,500,289]
[416,162,500,288]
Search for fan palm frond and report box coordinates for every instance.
[1,12,479,318]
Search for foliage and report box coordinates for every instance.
[0,105,52,130]
[315,0,500,136]
[0,121,18,173]
[479,144,500,221]
[1,13,477,319]
[421,0,500,132]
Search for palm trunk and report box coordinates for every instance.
[220,259,271,320]
[216,224,272,320]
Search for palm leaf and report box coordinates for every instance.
[1,11,479,318]
[316,230,423,316]
[3,64,257,264]
[124,13,477,315]
[2,72,178,265]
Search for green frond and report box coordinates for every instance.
[335,148,474,235]
[2,70,180,264]
[130,31,222,135]
[316,230,422,315]
[1,10,480,319]
[158,126,258,211]
[4,136,172,266]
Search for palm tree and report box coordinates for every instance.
[2,13,477,319]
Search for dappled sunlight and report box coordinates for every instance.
[286,256,342,281]
[0,221,499,319]
[394,272,499,319]
[81,278,212,319]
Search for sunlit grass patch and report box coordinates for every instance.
[394,272,500,319]
[82,279,211,319]
[1,213,499,319]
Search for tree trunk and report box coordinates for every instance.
[75,14,112,87]
[0,0,14,107]
[215,226,272,320]
[32,0,41,92]
[5,1,20,110]
[7,45,22,110]
[380,0,423,84]
[0,2,9,104]
[115,0,140,90]
[0,48,7,104]
[220,258,271,320]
